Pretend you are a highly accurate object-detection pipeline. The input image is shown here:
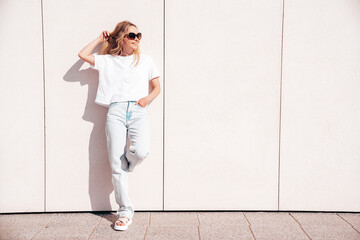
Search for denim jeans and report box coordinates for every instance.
[105,101,150,219]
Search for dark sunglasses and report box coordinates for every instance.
[125,32,142,40]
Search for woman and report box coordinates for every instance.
[78,20,161,231]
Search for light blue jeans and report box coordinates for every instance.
[105,101,150,220]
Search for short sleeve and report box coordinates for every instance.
[148,56,160,81]
[89,54,104,70]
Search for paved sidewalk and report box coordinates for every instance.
[0,211,359,240]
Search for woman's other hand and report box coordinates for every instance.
[135,97,149,108]
[99,31,111,42]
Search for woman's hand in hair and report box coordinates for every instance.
[99,31,111,42]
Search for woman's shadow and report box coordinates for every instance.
[63,47,113,212]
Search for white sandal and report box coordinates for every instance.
[114,217,133,231]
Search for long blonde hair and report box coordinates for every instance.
[99,20,140,66]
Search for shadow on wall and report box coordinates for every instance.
[62,45,114,212]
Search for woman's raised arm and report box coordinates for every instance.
[78,31,110,65]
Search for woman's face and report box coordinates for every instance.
[123,26,140,52]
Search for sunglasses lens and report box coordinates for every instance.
[128,33,136,40]
[127,32,141,40]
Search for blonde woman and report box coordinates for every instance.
[78,20,161,231]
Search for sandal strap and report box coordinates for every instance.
[116,217,129,224]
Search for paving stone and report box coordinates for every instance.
[197,212,248,226]
[338,213,360,231]
[145,225,199,240]
[150,212,198,226]
[244,212,295,226]
[0,213,55,240]
[34,230,93,240]
[199,224,253,240]
[89,224,147,240]
[244,212,308,239]
[249,224,309,240]
[291,212,360,240]
[292,212,351,227]
[32,213,101,240]
[296,225,360,240]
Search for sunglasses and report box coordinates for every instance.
[125,32,142,40]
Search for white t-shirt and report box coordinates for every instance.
[89,53,160,107]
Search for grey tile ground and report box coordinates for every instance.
[0,213,54,240]
[0,211,359,240]
[244,212,309,240]
[199,224,253,240]
[145,212,199,240]
[338,213,360,233]
[197,212,253,239]
[291,212,360,240]
[145,225,199,240]
[32,213,102,240]
[197,212,248,226]
[249,224,309,240]
[89,225,147,240]
[150,212,198,226]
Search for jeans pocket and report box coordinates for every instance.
[136,104,148,113]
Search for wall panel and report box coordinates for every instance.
[44,0,163,211]
[280,0,360,211]
[0,0,44,212]
[164,0,283,210]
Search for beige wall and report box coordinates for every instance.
[280,0,360,211]
[164,0,283,210]
[0,0,359,213]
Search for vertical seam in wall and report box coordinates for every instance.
[162,0,165,211]
[40,0,46,212]
[278,0,285,211]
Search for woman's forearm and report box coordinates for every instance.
[78,37,102,58]
[145,86,161,104]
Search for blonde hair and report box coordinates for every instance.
[99,20,140,66]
